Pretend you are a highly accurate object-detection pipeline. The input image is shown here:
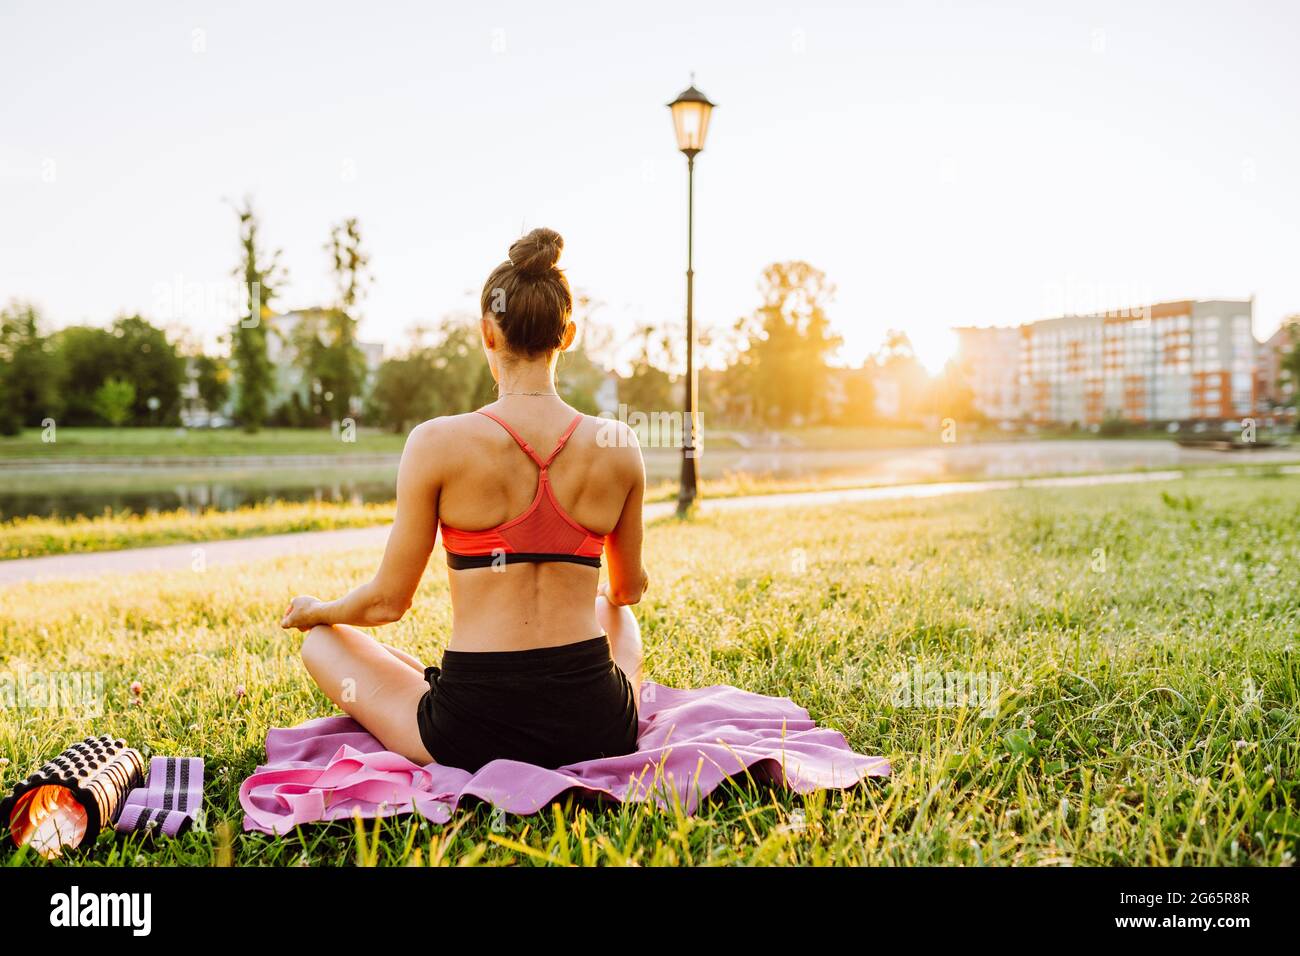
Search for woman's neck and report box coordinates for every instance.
[496,358,558,396]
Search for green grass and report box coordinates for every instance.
[5,462,1296,560]
[0,424,1022,458]
[0,502,397,560]
[0,427,407,459]
[0,476,923,559]
[1,475,1297,866]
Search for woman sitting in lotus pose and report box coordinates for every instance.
[280,227,648,772]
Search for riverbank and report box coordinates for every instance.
[5,463,1298,580]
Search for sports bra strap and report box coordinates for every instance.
[476,409,584,471]
[541,414,583,468]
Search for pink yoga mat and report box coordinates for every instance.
[240,681,890,834]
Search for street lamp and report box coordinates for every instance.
[668,78,715,516]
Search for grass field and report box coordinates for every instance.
[0,425,1001,459]
[0,427,408,459]
[1,475,1297,866]
[7,464,1299,560]
[0,474,1028,559]
[0,502,397,560]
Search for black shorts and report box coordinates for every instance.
[415,635,640,773]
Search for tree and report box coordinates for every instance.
[1281,316,1300,429]
[554,293,616,414]
[0,377,20,436]
[107,315,185,424]
[872,330,930,424]
[193,355,231,414]
[557,345,607,415]
[49,325,117,424]
[327,217,373,315]
[47,316,183,426]
[230,197,287,432]
[291,307,368,424]
[831,365,877,426]
[619,325,675,414]
[0,301,64,428]
[925,359,978,425]
[425,319,497,414]
[91,378,136,426]
[319,217,372,421]
[732,262,843,426]
[367,353,440,433]
[365,317,496,432]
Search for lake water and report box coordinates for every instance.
[1,440,1296,521]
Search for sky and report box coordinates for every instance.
[2,0,1298,374]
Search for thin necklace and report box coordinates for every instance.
[498,389,559,397]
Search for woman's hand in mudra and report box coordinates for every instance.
[281,595,324,632]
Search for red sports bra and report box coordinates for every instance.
[439,409,605,570]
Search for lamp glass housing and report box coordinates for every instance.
[668,86,715,155]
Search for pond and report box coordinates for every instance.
[2,439,1296,521]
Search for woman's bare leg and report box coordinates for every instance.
[379,642,425,673]
[300,624,435,764]
[596,595,643,704]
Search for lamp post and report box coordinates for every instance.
[667,79,715,516]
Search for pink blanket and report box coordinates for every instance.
[240,681,890,834]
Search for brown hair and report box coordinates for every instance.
[480,227,573,356]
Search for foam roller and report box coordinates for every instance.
[1,735,145,858]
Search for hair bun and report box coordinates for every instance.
[508,227,563,278]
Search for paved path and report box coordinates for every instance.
[1,465,1287,587]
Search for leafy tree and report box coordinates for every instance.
[831,365,877,426]
[556,293,615,414]
[327,217,373,315]
[47,316,183,425]
[290,307,367,424]
[619,326,675,414]
[0,301,64,427]
[320,217,372,420]
[0,377,19,435]
[366,318,496,432]
[91,378,136,426]
[1281,316,1300,429]
[49,325,116,424]
[193,354,231,414]
[367,353,440,433]
[425,320,497,414]
[556,345,606,415]
[230,197,287,432]
[872,330,930,424]
[925,359,977,424]
[269,391,311,428]
[107,315,185,423]
[732,262,843,426]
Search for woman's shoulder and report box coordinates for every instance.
[581,415,643,480]
[585,413,640,451]
[405,412,487,450]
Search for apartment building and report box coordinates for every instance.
[956,299,1257,425]
[1255,321,1298,423]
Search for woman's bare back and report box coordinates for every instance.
[428,400,642,651]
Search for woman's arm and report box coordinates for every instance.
[600,427,648,607]
[282,420,441,631]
